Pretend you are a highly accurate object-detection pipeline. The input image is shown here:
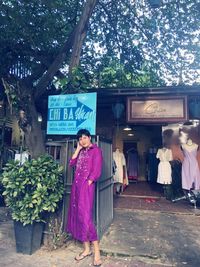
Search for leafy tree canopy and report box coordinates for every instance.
[0,0,81,80]
[1,0,199,92]
[0,0,200,158]
[81,0,200,87]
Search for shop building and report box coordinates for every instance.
[94,86,200,184]
[1,85,200,237]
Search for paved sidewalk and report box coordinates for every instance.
[101,208,200,267]
[1,207,200,267]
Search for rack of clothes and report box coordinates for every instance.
[126,148,139,182]
[113,148,128,194]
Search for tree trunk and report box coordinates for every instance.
[35,0,98,98]
[23,102,46,159]
[69,0,99,74]
[4,0,99,159]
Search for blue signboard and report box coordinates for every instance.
[47,92,97,135]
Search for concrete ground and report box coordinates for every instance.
[1,205,200,267]
[101,208,200,267]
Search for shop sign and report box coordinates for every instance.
[47,92,97,135]
[127,96,188,123]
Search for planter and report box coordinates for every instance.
[14,221,44,255]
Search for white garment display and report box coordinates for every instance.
[113,149,128,184]
[156,148,173,184]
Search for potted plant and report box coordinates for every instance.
[0,154,64,254]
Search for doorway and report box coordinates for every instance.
[123,141,138,182]
[121,125,163,199]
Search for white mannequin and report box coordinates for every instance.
[182,138,198,151]
[156,146,173,199]
[113,148,128,194]
[156,148,173,183]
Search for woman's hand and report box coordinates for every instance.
[76,141,83,151]
[71,141,82,159]
[88,179,93,186]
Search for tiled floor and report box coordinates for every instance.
[114,182,200,214]
[122,181,163,197]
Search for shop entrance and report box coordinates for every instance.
[121,124,164,198]
[113,122,200,214]
[96,89,200,213]
[119,125,162,182]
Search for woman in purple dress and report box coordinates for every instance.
[66,129,103,266]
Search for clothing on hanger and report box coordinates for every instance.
[181,143,200,190]
[113,149,129,192]
[156,148,173,184]
[127,148,138,181]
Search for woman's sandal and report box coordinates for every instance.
[93,259,102,266]
[75,251,92,261]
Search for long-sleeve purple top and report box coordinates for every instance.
[66,144,103,242]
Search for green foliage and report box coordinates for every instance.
[0,0,79,77]
[1,0,200,93]
[82,0,200,86]
[0,155,64,225]
[93,60,164,88]
[56,67,89,93]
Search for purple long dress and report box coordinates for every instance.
[182,146,200,190]
[66,144,103,242]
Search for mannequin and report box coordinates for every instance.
[113,148,128,194]
[182,138,198,151]
[181,138,200,190]
[156,146,173,199]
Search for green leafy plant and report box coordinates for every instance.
[0,155,64,225]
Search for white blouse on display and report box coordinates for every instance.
[156,148,173,162]
[156,148,173,184]
[113,149,127,184]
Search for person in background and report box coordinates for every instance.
[66,129,103,267]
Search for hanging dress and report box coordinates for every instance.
[156,148,173,184]
[147,147,159,183]
[127,149,138,181]
[181,145,200,190]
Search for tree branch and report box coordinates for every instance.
[35,0,98,99]
[69,0,99,74]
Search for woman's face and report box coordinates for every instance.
[79,134,92,148]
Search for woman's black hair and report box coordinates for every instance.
[76,129,91,140]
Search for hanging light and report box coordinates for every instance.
[123,125,132,131]
[112,103,124,120]
[112,102,125,132]
[128,133,134,137]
